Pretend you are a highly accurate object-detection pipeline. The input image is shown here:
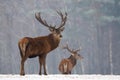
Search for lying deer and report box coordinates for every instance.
[59,44,83,74]
[18,11,67,75]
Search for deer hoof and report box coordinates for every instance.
[44,73,47,75]
[39,72,42,75]
[20,73,25,76]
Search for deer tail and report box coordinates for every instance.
[18,42,23,58]
[18,38,29,58]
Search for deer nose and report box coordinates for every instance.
[60,35,62,38]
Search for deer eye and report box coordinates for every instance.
[60,27,65,31]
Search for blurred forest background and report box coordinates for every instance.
[0,0,120,75]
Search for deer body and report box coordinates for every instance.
[59,44,83,74]
[19,34,60,58]
[59,55,77,74]
[18,11,67,75]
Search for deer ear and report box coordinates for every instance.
[49,28,54,32]
[71,53,75,56]
[60,27,65,32]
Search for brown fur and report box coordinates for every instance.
[59,59,73,74]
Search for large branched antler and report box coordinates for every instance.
[35,11,67,29]
[35,12,54,29]
[56,11,67,29]
[62,44,81,53]
[62,44,74,53]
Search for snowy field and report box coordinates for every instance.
[0,75,120,80]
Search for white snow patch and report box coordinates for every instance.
[0,75,120,80]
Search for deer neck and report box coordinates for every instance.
[68,55,77,66]
[48,34,60,50]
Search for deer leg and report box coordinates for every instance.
[39,56,43,75]
[20,57,27,76]
[42,55,47,75]
[43,61,47,75]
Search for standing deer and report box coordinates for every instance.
[59,44,83,74]
[18,11,67,75]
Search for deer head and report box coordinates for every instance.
[35,11,67,39]
[62,44,83,60]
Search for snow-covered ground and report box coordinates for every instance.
[0,75,120,80]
